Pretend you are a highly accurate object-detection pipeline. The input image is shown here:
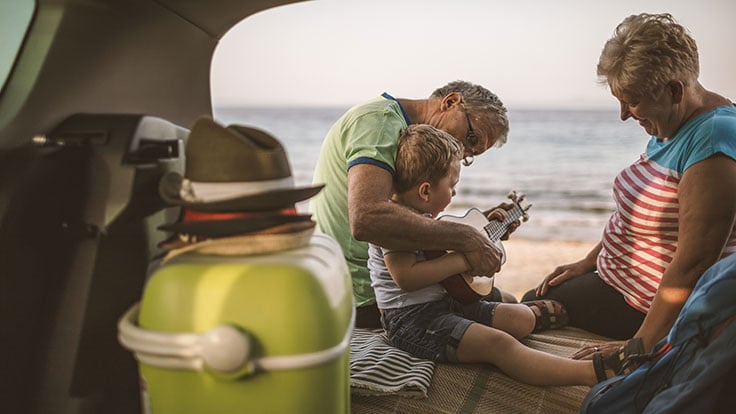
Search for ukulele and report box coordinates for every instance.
[428,191,531,303]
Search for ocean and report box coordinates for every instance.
[214,106,648,242]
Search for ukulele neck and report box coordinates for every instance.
[483,204,524,242]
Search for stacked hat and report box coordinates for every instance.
[158,116,323,258]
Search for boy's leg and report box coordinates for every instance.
[458,300,536,339]
[489,303,535,339]
[482,287,518,303]
[455,323,599,386]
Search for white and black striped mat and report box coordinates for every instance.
[349,329,436,398]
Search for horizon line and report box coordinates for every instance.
[213,103,619,111]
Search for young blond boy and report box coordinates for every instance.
[368,124,614,386]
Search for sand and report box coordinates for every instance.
[492,238,598,300]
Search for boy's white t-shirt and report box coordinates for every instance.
[367,243,447,310]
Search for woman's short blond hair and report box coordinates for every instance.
[393,124,463,194]
[597,13,699,100]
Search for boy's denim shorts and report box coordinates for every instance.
[380,296,499,362]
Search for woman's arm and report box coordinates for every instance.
[574,154,736,361]
[535,242,602,296]
[635,154,736,350]
[384,250,470,291]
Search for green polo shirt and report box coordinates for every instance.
[309,95,409,307]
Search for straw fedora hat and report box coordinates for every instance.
[159,116,324,212]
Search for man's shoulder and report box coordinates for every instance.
[343,96,402,121]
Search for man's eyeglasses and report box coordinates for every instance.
[461,103,478,166]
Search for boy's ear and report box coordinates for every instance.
[418,182,431,201]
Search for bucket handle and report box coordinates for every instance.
[118,303,354,378]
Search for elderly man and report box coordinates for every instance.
[310,80,513,328]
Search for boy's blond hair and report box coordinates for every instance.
[393,124,464,194]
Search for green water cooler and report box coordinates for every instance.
[119,233,354,413]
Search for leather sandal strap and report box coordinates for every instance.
[592,353,608,383]
[604,337,647,375]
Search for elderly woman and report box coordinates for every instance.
[523,13,736,363]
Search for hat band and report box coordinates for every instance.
[181,207,298,223]
[180,177,295,203]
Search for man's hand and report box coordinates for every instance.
[461,226,503,276]
[483,202,520,241]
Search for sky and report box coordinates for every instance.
[211,0,735,110]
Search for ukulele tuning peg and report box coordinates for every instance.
[522,213,529,222]
[507,190,527,204]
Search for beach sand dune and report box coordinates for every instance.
[494,238,597,300]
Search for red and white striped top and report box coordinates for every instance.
[598,155,736,313]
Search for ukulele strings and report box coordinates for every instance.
[484,205,524,241]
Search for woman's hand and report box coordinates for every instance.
[535,259,592,297]
[571,340,627,360]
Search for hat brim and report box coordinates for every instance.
[159,213,314,237]
[159,172,324,212]
[162,226,315,263]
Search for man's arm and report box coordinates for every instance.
[348,163,502,276]
[634,154,736,350]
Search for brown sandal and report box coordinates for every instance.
[592,337,648,382]
[523,300,569,332]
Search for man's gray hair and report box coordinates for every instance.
[431,80,509,146]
